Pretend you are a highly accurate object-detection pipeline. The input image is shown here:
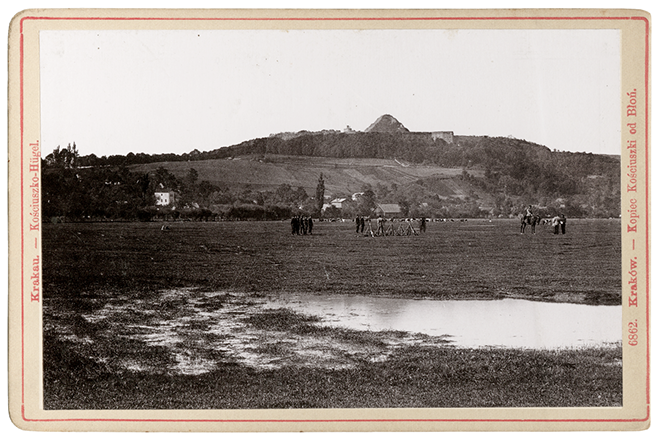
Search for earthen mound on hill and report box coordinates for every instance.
[364,114,410,133]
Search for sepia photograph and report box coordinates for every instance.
[6,6,650,432]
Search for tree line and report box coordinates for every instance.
[42,145,322,222]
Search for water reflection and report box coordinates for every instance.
[266,294,621,349]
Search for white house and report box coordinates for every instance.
[330,198,348,209]
[154,190,177,206]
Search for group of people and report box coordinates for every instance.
[355,215,366,233]
[290,215,313,235]
[355,215,426,237]
[551,214,567,234]
[526,205,566,235]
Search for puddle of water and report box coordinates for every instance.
[62,288,622,377]
[70,288,441,374]
[265,294,621,349]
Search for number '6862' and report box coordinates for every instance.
[628,321,639,346]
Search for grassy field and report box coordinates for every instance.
[42,219,622,409]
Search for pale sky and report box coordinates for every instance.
[40,28,621,157]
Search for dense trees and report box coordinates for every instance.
[45,143,79,169]
[42,145,316,221]
[42,159,154,221]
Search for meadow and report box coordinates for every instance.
[42,218,622,409]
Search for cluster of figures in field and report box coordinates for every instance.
[355,215,427,237]
[290,215,313,235]
[549,214,567,234]
[522,205,566,235]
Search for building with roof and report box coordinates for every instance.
[329,198,348,209]
[374,203,402,218]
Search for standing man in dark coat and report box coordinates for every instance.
[291,215,300,235]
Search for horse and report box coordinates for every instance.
[521,213,541,234]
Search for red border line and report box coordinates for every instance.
[642,15,651,408]
[19,419,655,424]
[18,15,645,34]
[19,14,650,425]
[20,15,637,25]
[19,21,25,409]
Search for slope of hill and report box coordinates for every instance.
[129,154,481,198]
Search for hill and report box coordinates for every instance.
[45,115,621,221]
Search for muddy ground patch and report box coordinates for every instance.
[45,288,450,376]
